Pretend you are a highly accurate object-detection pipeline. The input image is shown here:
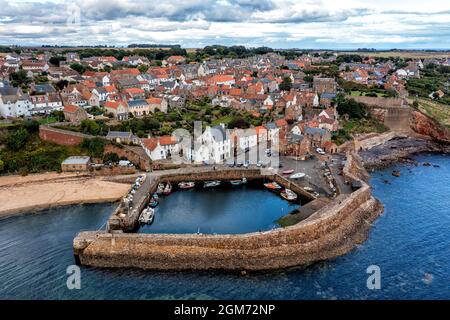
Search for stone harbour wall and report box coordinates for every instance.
[74,156,383,271]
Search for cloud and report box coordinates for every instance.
[0,0,449,49]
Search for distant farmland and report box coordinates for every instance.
[340,51,450,59]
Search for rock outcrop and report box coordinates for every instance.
[410,110,450,144]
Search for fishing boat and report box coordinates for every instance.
[139,207,155,224]
[156,183,165,194]
[149,197,158,208]
[178,181,195,189]
[282,169,294,175]
[163,182,172,195]
[280,188,298,201]
[289,172,305,179]
[264,182,282,190]
[152,193,159,200]
[204,180,221,188]
[230,177,247,186]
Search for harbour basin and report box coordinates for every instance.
[138,182,300,234]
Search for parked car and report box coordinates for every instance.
[316,148,326,155]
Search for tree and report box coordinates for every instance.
[0,159,4,172]
[80,119,101,135]
[103,152,120,163]
[335,94,368,119]
[279,77,292,91]
[70,63,86,74]
[6,128,30,151]
[81,138,105,158]
[49,56,66,67]
[138,65,149,73]
[55,80,69,90]
[10,70,31,87]
[228,116,249,129]
[50,110,65,122]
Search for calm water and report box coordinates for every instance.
[138,185,298,234]
[0,153,449,299]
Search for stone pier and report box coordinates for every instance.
[74,156,383,271]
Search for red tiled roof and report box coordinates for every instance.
[146,97,162,104]
[64,104,79,113]
[124,87,145,95]
[142,136,177,151]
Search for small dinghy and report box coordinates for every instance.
[280,188,298,201]
[149,197,158,208]
[230,177,247,185]
[178,181,195,189]
[282,169,294,175]
[204,180,221,188]
[289,172,305,179]
[264,182,282,190]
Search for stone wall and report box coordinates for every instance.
[74,159,383,271]
[104,144,151,171]
[39,125,92,146]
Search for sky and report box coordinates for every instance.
[0,0,449,49]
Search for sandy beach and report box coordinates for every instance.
[0,173,131,217]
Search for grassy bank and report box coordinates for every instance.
[332,118,389,145]
[415,99,450,128]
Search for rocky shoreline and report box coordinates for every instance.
[359,136,450,170]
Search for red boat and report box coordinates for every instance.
[264,182,282,190]
[282,169,294,175]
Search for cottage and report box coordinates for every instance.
[141,136,179,160]
[104,101,129,120]
[63,104,88,123]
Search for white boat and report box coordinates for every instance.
[139,207,155,224]
[289,172,306,179]
[230,177,247,185]
[178,181,195,189]
[204,180,221,188]
[280,188,298,201]
[156,183,165,194]
[163,182,172,195]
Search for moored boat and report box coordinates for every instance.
[156,183,165,194]
[149,197,158,208]
[163,182,172,195]
[204,180,221,188]
[282,169,294,175]
[280,188,298,201]
[264,182,282,190]
[178,181,195,189]
[289,172,305,179]
[139,207,155,224]
[230,177,247,185]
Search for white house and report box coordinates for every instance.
[0,86,32,118]
[194,124,232,163]
[141,136,179,161]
